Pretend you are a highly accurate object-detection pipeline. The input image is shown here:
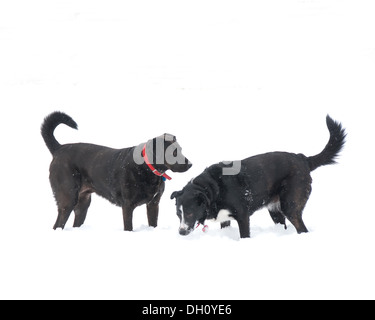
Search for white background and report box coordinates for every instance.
[0,0,374,299]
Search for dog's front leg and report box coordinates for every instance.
[221,221,231,229]
[147,185,164,228]
[122,204,135,231]
[237,217,250,238]
[146,202,159,228]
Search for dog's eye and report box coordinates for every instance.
[173,149,177,157]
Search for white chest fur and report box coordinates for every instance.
[209,209,234,223]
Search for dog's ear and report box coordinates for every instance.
[195,191,210,206]
[171,190,183,200]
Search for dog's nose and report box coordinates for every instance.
[179,228,190,236]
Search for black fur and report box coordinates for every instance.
[42,111,192,231]
[171,115,346,238]
[41,111,78,154]
[307,115,346,171]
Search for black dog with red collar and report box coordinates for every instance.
[42,111,192,231]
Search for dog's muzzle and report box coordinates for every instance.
[179,227,193,236]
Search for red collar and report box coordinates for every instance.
[142,144,172,181]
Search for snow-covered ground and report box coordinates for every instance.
[1,0,375,299]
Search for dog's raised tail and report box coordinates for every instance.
[307,115,346,171]
[41,111,78,155]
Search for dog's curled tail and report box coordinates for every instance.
[41,111,78,155]
[307,115,346,171]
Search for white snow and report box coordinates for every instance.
[1,0,375,300]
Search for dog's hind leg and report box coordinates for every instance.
[268,200,287,230]
[50,169,79,230]
[53,193,77,230]
[268,209,287,230]
[283,209,308,234]
[267,196,287,228]
[53,190,77,230]
[280,177,311,234]
[73,191,92,228]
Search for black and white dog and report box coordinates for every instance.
[171,115,346,238]
[42,111,192,231]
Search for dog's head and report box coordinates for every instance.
[171,185,209,236]
[136,133,192,173]
[159,133,192,173]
